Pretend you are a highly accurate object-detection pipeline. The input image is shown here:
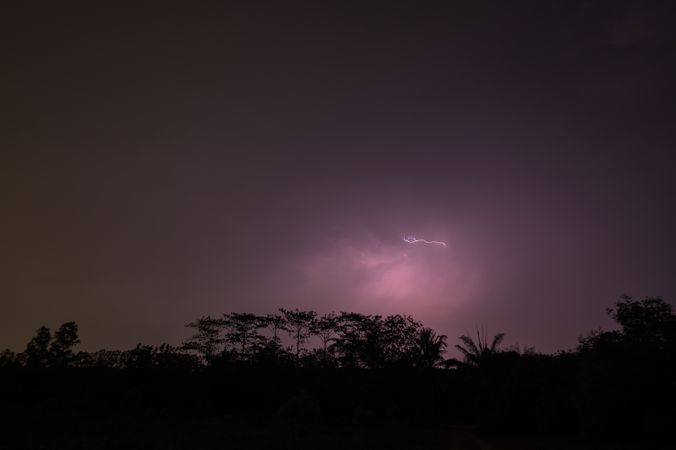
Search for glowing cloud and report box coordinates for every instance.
[292,233,480,324]
[403,234,447,247]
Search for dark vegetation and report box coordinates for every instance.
[1,296,675,449]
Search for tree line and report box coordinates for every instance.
[2,295,676,440]
[182,310,450,369]
[3,295,674,374]
[0,310,450,370]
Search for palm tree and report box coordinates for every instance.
[415,328,448,368]
[454,327,504,367]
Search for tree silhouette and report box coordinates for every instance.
[0,349,18,369]
[307,312,339,366]
[313,312,338,351]
[380,315,422,366]
[414,328,448,368]
[280,309,316,365]
[332,312,372,368]
[265,313,288,342]
[183,316,224,365]
[6,300,676,444]
[607,295,676,348]
[20,322,81,368]
[454,328,505,367]
[24,326,53,368]
[331,313,423,368]
[49,321,80,367]
[579,295,676,354]
[223,313,267,359]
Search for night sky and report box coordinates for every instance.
[4,1,676,353]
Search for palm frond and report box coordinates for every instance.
[490,333,505,352]
[454,344,471,358]
[458,335,479,356]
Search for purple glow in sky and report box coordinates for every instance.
[3,2,676,354]
[294,232,476,316]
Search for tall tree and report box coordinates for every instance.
[264,313,288,342]
[24,326,52,368]
[49,321,80,367]
[332,312,388,368]
[313,313,339,351]
[332,313,423,368]
[280,309,316,365]
[223,313,267,359]
[183,316,224,365]
[380,315,422,366]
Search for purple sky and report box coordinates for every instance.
[3,2,676,353]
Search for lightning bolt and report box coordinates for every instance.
[403,235,447,247]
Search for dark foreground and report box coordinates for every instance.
[2,297,674,448]
[1,368,673,450]
[0,411,673,450]
[3,417,671,450]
